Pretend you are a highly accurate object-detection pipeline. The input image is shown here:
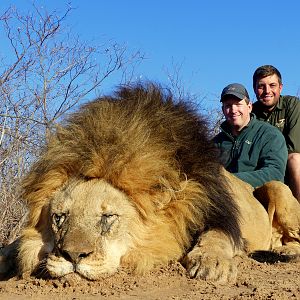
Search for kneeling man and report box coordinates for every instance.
[214,83,287,188]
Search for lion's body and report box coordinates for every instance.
[2,84,300,282]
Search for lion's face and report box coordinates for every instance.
[16,84,244,282]
[47,178,138,280]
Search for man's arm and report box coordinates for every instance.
[234,131,288,188]
[285,97,300,153]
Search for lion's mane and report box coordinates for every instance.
[20,83,242,273]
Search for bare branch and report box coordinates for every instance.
[0,3,145,243]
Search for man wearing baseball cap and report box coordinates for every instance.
[214,83,288,188]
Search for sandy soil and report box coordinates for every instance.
[1,255,300,300]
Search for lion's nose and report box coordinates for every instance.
[62,250,92,264]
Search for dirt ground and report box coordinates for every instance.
[1,255,300,300]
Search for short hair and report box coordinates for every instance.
[252,65,282,89]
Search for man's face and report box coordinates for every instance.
[254,74,283,110]
[222,97,252,134]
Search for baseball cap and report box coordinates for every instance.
[220,83,250,102]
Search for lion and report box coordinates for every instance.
[1,83,300,283]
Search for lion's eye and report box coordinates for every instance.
[100,214,119,235]
[52,213,66,229]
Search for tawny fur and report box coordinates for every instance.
[0,83,298,283]
[18,83,242,277]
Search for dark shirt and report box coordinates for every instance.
[252,95,300,154]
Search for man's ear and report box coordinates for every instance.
[248,101,253,112]
[279,83,283,93]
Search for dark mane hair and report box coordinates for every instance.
[22,82,242,249]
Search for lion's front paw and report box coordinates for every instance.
[182,247,237,283]
[273,243,300,259]
[47,254,74,278]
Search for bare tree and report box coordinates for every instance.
[163,59,223,137]
[0,3,144,243]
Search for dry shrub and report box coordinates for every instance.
[0,3,144,244]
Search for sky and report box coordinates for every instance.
[1,0,300,110]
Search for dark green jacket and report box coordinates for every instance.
[252,95,300,153]
[213,114,288,188]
